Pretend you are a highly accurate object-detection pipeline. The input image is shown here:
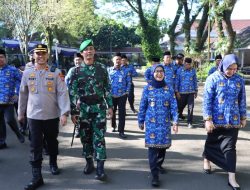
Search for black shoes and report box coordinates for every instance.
[0,143,7,149]
[131,109,138,114]
[151,176,160,187]
[119,133,127,139]
[84,158,95,174]
[24,168,44,190]
[112,128,117,132]
[179,115,185,120]
[203,168,211,174]
[95,160,106,181]
[24,177,44,190]
[228,181,241,190]
[50,165,60,175]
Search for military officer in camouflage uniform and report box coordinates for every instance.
[67,39,113,181]
[18,44,70,190]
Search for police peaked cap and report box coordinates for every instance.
[34,44,48,53]
[79,39,93,52]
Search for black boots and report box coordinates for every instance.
[24,168,44,190]
[151,175,160,187]
[83,157,95,174]
[95,160,106,181]
[49,156,60,175]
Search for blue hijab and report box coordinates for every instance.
[218,54,239,73]
[151,64,166,88]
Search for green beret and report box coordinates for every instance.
[79,39,93,52]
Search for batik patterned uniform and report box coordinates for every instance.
[203,71,246,128]
[144,66,153,84]
[162,64,175,89]
[68,62,112,160]
[208,66,217,76]
[175,67,198,94]
[108,66,131,97]
[0,65,21,104]
[138,85,178,148]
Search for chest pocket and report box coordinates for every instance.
[44,79,55,93]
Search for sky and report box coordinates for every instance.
[158,0,250,20]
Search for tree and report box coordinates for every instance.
[97,0,163,62]
[181,0,203,54]
[165,0,183,55]
[0,0,39,61]
[210,0,237,54]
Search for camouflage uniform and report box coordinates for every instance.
[68,62,112,160]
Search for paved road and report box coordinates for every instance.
[1,77,250,190]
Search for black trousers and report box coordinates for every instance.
[178,93,195,124]
[148,147,166,177]
[203,128,239,173]
[112,95,127,133]
[28,118,59,168]
[128,82,135,110]
[0,104,22,144]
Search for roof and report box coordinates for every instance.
[192,19,250,34]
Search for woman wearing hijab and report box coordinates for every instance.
[138,64,178,187]
[203,54,247,190]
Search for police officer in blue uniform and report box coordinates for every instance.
[108,53,131,138]
[18,44,70,190]
[0,49,25,149]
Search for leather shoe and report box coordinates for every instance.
[203,165,211,174]
[24,177,44,190]
[151,176,160,187]
[0,143,7,149]
[112,128,117,132]
[119,133,127,139]
[50,165,60,175]
[228,181,241,190]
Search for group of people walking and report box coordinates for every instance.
[0,39,247,190]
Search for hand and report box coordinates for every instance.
[18,116,25,124]
[107,108,113,119]
[139,123,144,130]
[205,120,214,133]
[60,115,67,126]
[173,124,178,134]
[240,119,247,128]
[176,92,181,100]
[71,115,78,125]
